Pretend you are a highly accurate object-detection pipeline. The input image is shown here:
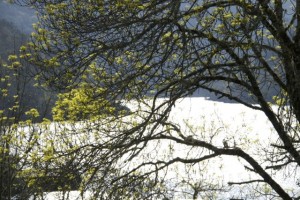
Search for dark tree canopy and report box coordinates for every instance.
[10,0,300,199]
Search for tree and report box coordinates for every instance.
[0,19,60,198]
[0,18,56,121]
[0,54,83,199]
[13,0,300,199]
[0,51,41,200]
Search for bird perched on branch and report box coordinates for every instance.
[223,139,229,148]
[185,135,196,143]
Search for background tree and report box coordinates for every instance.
[13,0,300,199]
[0,54,83,199]
[0,52,41,199]
[0,18,56,121]
[0,16,59,198]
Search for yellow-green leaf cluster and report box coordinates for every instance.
[52,86,116,121]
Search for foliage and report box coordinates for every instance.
[0,24,69,197]
[0,60,38,199]
[52,83,128,122]
[0,58,82,198]
[11,0,300,199]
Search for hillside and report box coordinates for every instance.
[0,0,35,34]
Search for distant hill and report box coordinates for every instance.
[0,19,27,56]
[0,0,35,34]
